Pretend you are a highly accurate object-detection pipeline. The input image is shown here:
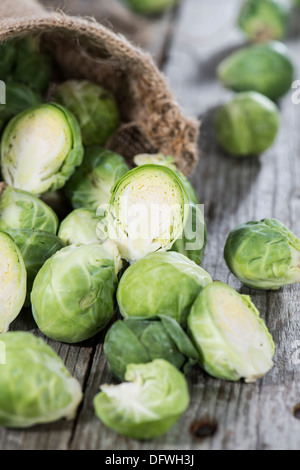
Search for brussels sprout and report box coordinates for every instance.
[217,41,294,101]
[0,37,53,94]
[54,80,120,147]
[0,103,84,196]
[0,83,41,134]
[65,147,129,210]
[94,359,189,440]
[104,315,199,381]
[237,0,289,42]
[124,0,177,16]
[31,240,122,343]
[5,228,65,306]
[117,251,212,327]
[215,91,280,157]
[133,154,206,264]
[188,281,275,382]
[11,37,53,95]
[0,40,17,79]
[0,231,26,332]
[98,164,189,263]
[224,218,300,290]
[0,183,59,234]
[0,331,83,428]
[58,208,102,246]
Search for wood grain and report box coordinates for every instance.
[1,0,300,450]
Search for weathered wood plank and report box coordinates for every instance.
[163,0,300,450]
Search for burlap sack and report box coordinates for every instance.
[0,0,200,176]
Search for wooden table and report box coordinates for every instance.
[1,0,300,451]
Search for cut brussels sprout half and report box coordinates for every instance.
[5,228,65,306]
[54,80,119,147]
[0,331,83,428]
[0,231,26,332]
[104,315,199,381]
[94,359,190,440]
[117,251,212,327]
[0,183,59,234]
[133,153,199,205]
[31,240,122,343]
[224,218,300,290]
[237,0,289,43]
[99,164,189,263]
[58,208,102,245]
[188,281,275,382]
[65,147,129,210]
[133,154,206,264]
[0,103,84,195]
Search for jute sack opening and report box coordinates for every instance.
[0,0,200,176]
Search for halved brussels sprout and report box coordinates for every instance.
[104,315,199,381]
[0,103,84,195]
[98,164,189,263]
[124,0,177,16]
[31,240,122,343]
[117,251,212,327]
[58,208,102,246]
[188,281,275,382]
[217,40,294,101]
[133,154,206,264]
[0,37,53,94]
[133,153,199,205]
[215,91,280,157]
[54,80,120,147]
[0,231,26,332]
[94,359,189,440]
[224,218,300,290]
[0,83,41,134]
[0,183,59,234]
[237,0,289,43]
[0,331,82,428]
[65,147,129,210]
[5,228,65,306]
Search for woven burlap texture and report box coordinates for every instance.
[0,0,200,176]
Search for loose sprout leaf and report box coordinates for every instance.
[94,359,190,440]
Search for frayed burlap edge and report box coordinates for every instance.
[0,1,200,176]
